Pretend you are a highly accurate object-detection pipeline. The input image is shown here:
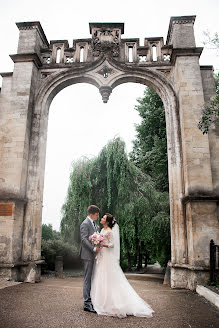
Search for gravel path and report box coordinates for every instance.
[0,275,219,328]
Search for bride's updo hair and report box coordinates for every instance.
[105,213,117,229]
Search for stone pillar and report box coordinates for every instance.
[55,256,63,278]
[0,22,48,280]
[167,16,219,290]
[163,261,171,286]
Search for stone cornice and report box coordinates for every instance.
[41,60,172,70]
[181,194,219,205]
[200,65,214,71]
[171,47,203,64]
[166,15,196,45]
[145,37,163,42]
[10,53,42,68]
[89,22,124,34]
[16,21,49,48]
[0,260,45,268]
[169,262,209,271]
[50,40,69,48]
[0,195,28,204]
[0,72,13,77]
[122,38,139,43]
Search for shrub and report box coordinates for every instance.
[41,239,77,271]
[120,259,129,272]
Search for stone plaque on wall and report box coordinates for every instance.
[0,203,13,216]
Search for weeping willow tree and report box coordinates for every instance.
[60,137,170,268]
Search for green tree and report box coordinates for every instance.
[41,239,76,271]
[203,30,219,52]
[60,138,136,249]
[198,31,219,134]
[198,74,219,134]
[42,223,61,241]
[130,87,168,192]
[61,137,171,269]
[60,158,93,247]
[129,87,170,267]
[41,223,75,271]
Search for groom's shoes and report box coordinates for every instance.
[84,304,97,313]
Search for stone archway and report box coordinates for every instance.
[0,16,218,290]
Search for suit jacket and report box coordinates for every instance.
[79,217,97,261]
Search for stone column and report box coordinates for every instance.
[0,22,48,280]
[167,16,219,289]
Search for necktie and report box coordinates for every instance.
[93,221,96,230]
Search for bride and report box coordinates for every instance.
[90,213,154,318]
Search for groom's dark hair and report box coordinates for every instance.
[87,205,100,215]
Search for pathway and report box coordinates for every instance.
[0,275,218,328]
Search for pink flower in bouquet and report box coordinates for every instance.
[89,232,104,246]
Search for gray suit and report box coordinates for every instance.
[80,217,97,307]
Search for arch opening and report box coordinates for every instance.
[40,81,175,276]
[42,82,146,230]
[26,68,182,278]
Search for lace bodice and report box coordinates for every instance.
[101,228,114,248]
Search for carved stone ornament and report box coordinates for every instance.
[97,65,115,79]
[92,29,120,57]
[99,86,112,103]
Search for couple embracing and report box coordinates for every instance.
[80,205,154,318]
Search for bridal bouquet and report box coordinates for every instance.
[89,232,104,246]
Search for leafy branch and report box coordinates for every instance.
[198,74,219,134]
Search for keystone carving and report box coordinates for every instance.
[99,86,112,103]
[97,65,115,78]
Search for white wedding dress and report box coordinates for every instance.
[90,225,154,318]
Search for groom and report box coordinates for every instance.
[80,205,100,313]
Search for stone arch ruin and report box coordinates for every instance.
[0,16,218,290]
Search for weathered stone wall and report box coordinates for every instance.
[16,22,49,56]
[173,55,213,195]
[167,16,196,48]
[167,16,219,289]
[186,202,218,266]
[0,23,47,278]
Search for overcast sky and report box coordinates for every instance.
[0,0,218,231]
